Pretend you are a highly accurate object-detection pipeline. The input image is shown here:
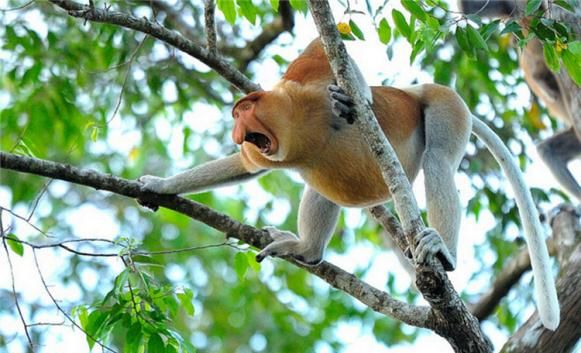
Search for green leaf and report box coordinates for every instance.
[177,288,195,316]
[148,333,165,353]
[85,310,108,349]
[401,0,426,22]
[378,18,392,44]
[543,43,560,72]
[245,252,261,272]
[349,20,365,40]
[392,9,410,40]
[466,25,488,51]
[289,0,308,14]
[90,126,99,142]
[562,48,581,85]
[125,322,143,353]
[233,252,248,279]
[480,20,500,41]
[217,0,237,24]
[553,0,574,12]
[501,20,522,36]
[6,234,24,257]
[113,269,129,296]
[269,0,279,11]
[455,27,474,58]
[526,0,543,16]
[568,40,581,56]
[410,39,425,63]
[237,0,257,24]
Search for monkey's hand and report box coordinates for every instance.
[138,175,177,194]
[414,228,456,271]
[328,84,356,124]
[256,227,324,266]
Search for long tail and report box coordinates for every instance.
[471,116,560,330]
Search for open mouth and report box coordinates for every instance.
[245,132,272,154]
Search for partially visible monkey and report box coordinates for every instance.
[461,0,581,201]
[139,39,559,329]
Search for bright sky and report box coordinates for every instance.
[1,1,580,353]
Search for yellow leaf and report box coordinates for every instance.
[555,40,567,53]
[337,22,352,34]
[129,146,139,162]
[499,35,511,50]
[528,102,546,130]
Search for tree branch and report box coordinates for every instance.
[0,151,429,328]
[306,2,491,352]
[470,239,556,321]
[47,0,260,93]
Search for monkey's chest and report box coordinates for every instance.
[300,159,391,207]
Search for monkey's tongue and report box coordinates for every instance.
[245,132,271,153]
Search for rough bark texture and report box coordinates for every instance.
[500,207,581,353]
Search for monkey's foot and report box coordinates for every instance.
[138,175,174,194]
[413,228,456,271]
[328,84,356,124]
[256,227,324,266]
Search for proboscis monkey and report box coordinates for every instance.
[139,39,559,329]
[461,0,581,201]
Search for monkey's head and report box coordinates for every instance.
[232,90,294,162]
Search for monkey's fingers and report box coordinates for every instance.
[413,228,456,271]
[328,85,356,124]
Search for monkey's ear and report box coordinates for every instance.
[232,91,265,118]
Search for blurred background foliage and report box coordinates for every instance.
[0,0,577,352]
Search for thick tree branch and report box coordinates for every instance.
[0,151,429,328]
[47,0,260,93]
[307,2,491,352]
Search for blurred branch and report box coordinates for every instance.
[500,206,581,353]
[0,151,429,328]
[0,211,34,351]
[48,0,260,93]
[470,238,556,322]
[236,0,294,71]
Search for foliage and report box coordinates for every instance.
[0,0,578,352]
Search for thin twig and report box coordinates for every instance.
[106,35,148,124]
[32,248,117,353]
[0,210,34,350]
[0,0,35,12]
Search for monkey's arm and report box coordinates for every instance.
[139,153,268,195]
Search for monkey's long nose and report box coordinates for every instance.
[232,121,246,145]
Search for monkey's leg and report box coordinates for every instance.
[418,105,471,271]
[537,128,581,201]
[139,153,266,195]
[256,187,340,266]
